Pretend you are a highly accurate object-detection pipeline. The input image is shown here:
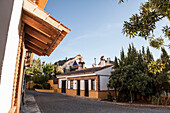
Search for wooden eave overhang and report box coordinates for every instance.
[22,0,71,56]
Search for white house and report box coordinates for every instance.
[57,65,115,99]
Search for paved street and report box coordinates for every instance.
[27,90,169,113]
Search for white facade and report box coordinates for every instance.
[68,80,70,89]
[67,79,97,91]
[88,79,91,90]
[96,66,112,75]
[57,66,113,95]
[59,78,67,89]
[0,0,23,112]
[73,80,77,89]
[80,80,84,90]
[100,76,110,91]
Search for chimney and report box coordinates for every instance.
[107,58,109,63]
[100,56,105,67]
[94,58,96,66]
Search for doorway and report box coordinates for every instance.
[77,80,80,96]
[84,80,89,96]
[61,80,66,93]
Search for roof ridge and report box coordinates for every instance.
[58,65,112,76]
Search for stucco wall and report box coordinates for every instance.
[89,90,98,98]
[66,89,77,95]
[73,80,77,89]
[0,0,23,112]
[98,91,114,99]
[59,78,67,88]
[47,80,58,89]
[80,80,84,90]
[95,66,112,75]
[100,76,110,91]
[0,0,14,81]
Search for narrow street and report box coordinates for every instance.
[27,90,169,113]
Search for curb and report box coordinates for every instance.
[58,92,170,109]
[100,101,170,109]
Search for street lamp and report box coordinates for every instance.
[26,51,32,59]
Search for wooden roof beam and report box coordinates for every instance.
[22,10,63,37]
[25,34,49,49]
[25,40,45,54]
[24,25,53,44]
[25,46,42,56]
[22,14,56,38]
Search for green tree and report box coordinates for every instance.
[120,0,170,49]
[158,48,169,97]
[43,63,55,78]
[108,56,121,99]
[25,58,53,88]
[108,44,152,102]
[26,58,43,76]
[121,65,150,103]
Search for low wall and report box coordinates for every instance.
[66,89,77,95]
[35,89,57,93]
[25,81,35,89]
[26,80,58,90]
[89,90,98,98]
[47,80,58,89]
[98,90,115,99]
[80,90,85,96]
[58,88,62,93]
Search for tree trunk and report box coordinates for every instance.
[114,87,117,100]
[130,90,133,103]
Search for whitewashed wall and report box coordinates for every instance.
[80,80,84,90]
[94,79,96,91]
[59,79,62,88]
[58,79,67,88]
[68,80,70,89]
[100,76,109,91]
[68,79,97,91]
[0,0,23,112]
[73,80,77,89]
[95,66,112,75]
[88,79,91,90]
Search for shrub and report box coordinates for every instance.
[107,92,113,101]
[42,83,51,89]
[152,96,160,105]
[117,89,130,102]
[33,85,42,89]
[151,96,170,105]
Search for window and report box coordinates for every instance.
[91,79,95,90]
[70,80,73,89]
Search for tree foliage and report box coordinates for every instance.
[25,58,54,88]
[119,0,170,49]
[43,62,55,78]
[108,44,170,103]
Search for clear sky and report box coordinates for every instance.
[34,0,169,67]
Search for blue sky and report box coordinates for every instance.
[34,0,169,67]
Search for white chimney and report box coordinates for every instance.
[100,56,105,67]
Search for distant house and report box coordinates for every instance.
[57,65,114,99]
[54,54,85,73]
[93,56,114,67]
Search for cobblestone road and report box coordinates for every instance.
[28,91,170,113]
